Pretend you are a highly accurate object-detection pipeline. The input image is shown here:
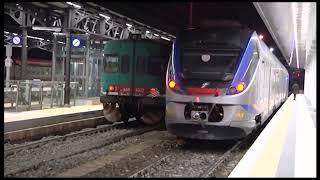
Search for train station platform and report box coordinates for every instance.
[229,94,316,177]
[4,104,104,133]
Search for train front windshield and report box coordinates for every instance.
[179,28,251,82]
[181,49,240,81]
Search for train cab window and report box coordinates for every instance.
[147,56,165,76]
[104,55,119,73]
[181,50,240,80]
[121,55,130,73]
[136,56,146,74]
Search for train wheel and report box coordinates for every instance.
[141,110,163,125]
[103,103,121,123]
[135,115,142,121]
[121,113,130,123]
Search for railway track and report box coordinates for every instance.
[127,140,242,178]
[5,118,136,155]
[6,114,266,177]
[5,120,161,177]
[200,141,241,177]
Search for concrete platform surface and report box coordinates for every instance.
[4,104,103,123]
[229,94,316,177]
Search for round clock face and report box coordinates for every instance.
[13,37,21,45]
[72,38,80,47]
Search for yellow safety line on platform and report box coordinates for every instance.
[248,96,294,177]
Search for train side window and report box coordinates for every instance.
[147,56,165,76]
[104,55,119,73]
[121,55,130,73]
[136,56,146,74]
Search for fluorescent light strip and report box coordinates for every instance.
[53,32,65,35]
[292,3,299,69]
[66,2,81,9]
[4,31,9,34]
[27,35,44,40]
[301,3,311,64]
[32,26,61,32]
[126,23,132,27]
[146,30,150,33]
[289,39,295,65]
[12,33,18,36]
[161,36,170,41]
[153,34,159,37]
[99,13,110,19]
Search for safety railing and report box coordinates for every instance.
[4,80,78,111]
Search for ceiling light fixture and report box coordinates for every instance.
[66,2,81,9]
[99,13,110,19]
[27,35,44,40]
[32,26,61,32]
[161,36,170,41]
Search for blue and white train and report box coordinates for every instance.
[165,27,289,140]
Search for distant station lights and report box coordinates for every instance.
[66,2,81,9]
[259,35,264,39]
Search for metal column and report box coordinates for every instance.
[5,45,12,88]
[64,9,72,105]
[52,35,57,81]
[21,27,28,80]
[64,31,71,105]
[84,35,90,97]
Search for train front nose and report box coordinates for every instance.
[165,102,253,140]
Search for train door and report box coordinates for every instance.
[259,54,270,121]
[134,41,168,96]
[266,57,272,117]
[268,58,276,113]
[103,40,133,96]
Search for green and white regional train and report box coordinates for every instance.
[100,37,170,124]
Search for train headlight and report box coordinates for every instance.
[108,85,115,92]
[236,82,245,92]
[168,80,176,89]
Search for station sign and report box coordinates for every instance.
[11,35,22,46]
[71,36,82,48]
